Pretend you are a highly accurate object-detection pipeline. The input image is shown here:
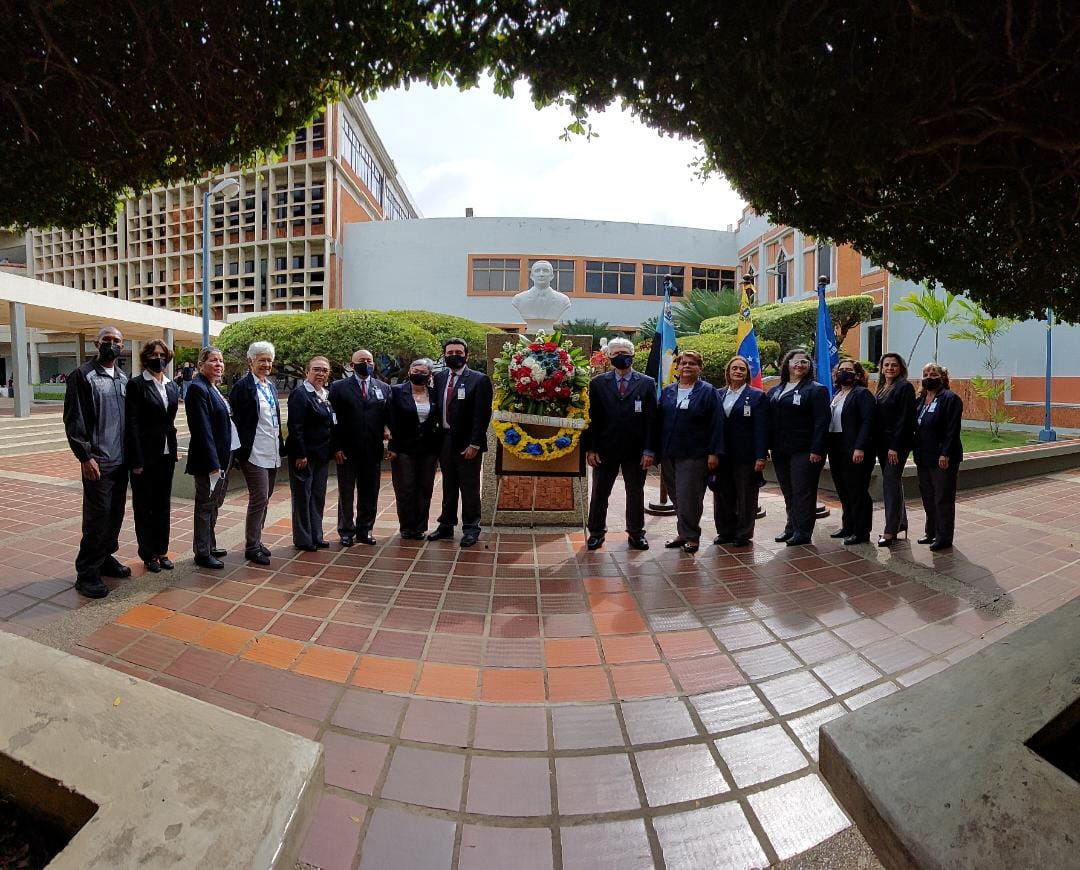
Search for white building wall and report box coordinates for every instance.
[342,217,738,328]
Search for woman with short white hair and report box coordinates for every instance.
[228,340,284,565]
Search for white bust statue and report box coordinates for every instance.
[512,260,571,333]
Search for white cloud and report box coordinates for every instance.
[364,81,746,231]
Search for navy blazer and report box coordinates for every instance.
[830,386,876,454]
[714,386,769,465]
[768,379,831,456]
[581,369,657,459]
[432,367,494,453]
[387,383,444,455]
[125,372,179,468]
[229,372,285,462]
[874,379,917,457]
[285,384,335,462]
[184,375,233,476]
[652,379,720,461]
[329,375,391,461]
[913,388,964,467]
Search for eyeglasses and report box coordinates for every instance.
[309,366,330,373]
[790,360,810,366]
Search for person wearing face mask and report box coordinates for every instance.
[913,362,964,551]
[64,325,132,598]
[582,338,656,551]
[387,358,444,539]
[329,348,390,546]
[125,339,180,573]
[826,360,876,545]
[873,352,916,546]
[428,337,493,547]
[286,356,335,551]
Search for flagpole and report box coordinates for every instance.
[647,279,676,515]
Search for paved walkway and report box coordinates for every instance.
[1,449,1077,869]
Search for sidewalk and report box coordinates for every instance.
[1,450,1077,869]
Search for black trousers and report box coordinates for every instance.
[877,450,909,535]
[712,460,759,541]
[662,456,709,542]
[290,458,330,548]
[391,451,439,535]
[130,460,175,562]
[193,467,231,558]
[75,465,128,580]
[917,463,959,544]
[437,439,482,534]
[336,453,382,535]
[828,435,874,538]
[587,454,647,538]
[772,451,824,537]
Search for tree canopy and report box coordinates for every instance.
[6,3,1080,318]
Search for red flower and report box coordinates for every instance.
[528,343,541,351]
[543,341,556,351]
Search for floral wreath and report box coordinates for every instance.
[491,331,591,461]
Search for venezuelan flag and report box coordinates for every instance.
[736,283,764,388]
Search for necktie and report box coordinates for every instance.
[361,379,368,401]
[619,376,627,397]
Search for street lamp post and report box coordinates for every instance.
[1039,308,1057,442]
[202,178,241,347]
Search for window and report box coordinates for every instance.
[527,258,575,293]
[642,264,684,296]
[774,251,788,301]
[861,254,880,275]
[213,264,223,278]
[472,258,521,292]
[292,255,304,269]
[865,322,883,366]
[817,241,834,285]
[274,256,286,270]
[311,254,325,268]
[585,261,636,295]
[690,267,732,293]
[244,259,255,274]
[341,116,385,203]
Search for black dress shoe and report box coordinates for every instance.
[774,531,793,543]
[158,557,174,570]
[929,540,953,552]
[316,540,331,549]
[917,536,935,545]
[339,535,354,547]
[877,536,896,547]
[628,535,649,551]
[829,528,850,539]
[258,544,271,556]
[356,532,377,546]
[427,527,454,541]
[246,549,271,565]
[75,576,109,599]
[295,544,318,553]
[786,534,812,546]
[731,538,750,547]
[586,535,605,551]
[211,548,228,558]
[843,535,870,545]
[683,541,699,554]
[460,533,479,548]
[194,555,225,569]
[144,558,162,573]
[101,558,132,578]
[713,535,735,546]
[664,538,687,549]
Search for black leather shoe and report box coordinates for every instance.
[316,541,331,549]
[460,533,479,548]
[427,527,454,541]
[929,539,953,551]
[713,535,734,546]
[144,558,162,573]
[917,536,935,545]
[628,535,649,550]
[829,528,850,539]
[158,557,174,570]
[775,531,793,543]
[683,541,700,554]
[356,532,377,546]
[246,549,271,565]
[786,534,812,546]
[194,555,225,569]
[75,576,109,599]
[843,535,870,546]
[339,535,354,547]
[258,544,271,556]
[665,538,687,549]
[731,538,750,547]
[295,544,318,553]
[101,558,132,578]
[211,548,227,558]
[877,536,896,547]
[586,535,605,551]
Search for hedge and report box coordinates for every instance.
[386,310,502,371]
[632,333,781,387]
[700,295,876,358]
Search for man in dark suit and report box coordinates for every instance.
[428,337,493,547]
[64,324,131,598]
[582,338,656,550]
[329,348,390,546]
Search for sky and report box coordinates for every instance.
[364,80,747,231]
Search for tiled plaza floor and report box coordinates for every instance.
[1,446,1079,868]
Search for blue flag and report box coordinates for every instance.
[815,282,839,398]
[645,288,679,399]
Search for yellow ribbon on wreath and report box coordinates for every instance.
[492,387,590,461]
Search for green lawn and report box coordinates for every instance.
[961,428,1032,453]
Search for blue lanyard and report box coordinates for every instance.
[256,380,277,411]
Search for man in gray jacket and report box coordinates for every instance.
[64,325,131,598]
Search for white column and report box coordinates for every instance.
[130,340,142,376]
[163,328,175,379]
[9,302,30,418]
[28,330,41,386]
[793,230,804,297]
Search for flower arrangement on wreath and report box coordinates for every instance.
[491,330,591,461]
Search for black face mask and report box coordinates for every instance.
[922,377,942,391]
[97,343,121,364]
[838,370,856,386]
[146,357,166,373]
[611,354,633,370]
[354,362,371,377]
[409,373,429,386]
[445,354,466,370]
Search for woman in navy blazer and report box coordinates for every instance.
[125,339,180,572]
[874,352,917,546]
[826,360,877,545]
[711,355,768,547]
[184,347,235,568]
[913,362,964,551]
[767,349,831,546]
[387,358,443,539]
[652,350,720,553]
[286,356,335,551]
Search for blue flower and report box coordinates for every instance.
[525,443,543,456]
[554,435,572,449]
[503,428,521,445]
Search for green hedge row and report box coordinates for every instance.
[632,333,782,387]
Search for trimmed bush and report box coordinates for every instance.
[386,310,502,371]
[632,333,781,387]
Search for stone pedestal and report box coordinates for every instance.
[480,333,591,528]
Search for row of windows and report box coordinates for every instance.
[471,258,736,296]
[742,241,834,303]
[340,115,413,221]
